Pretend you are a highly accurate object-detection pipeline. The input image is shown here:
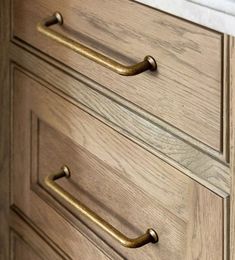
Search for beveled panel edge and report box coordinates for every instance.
[9,206,69,259]
[223,195,230,260]
[9,60,230,197]
[10,228,49,260]
[222,35,231,163]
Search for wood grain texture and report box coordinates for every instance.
[186,184,224,259]
[0,0,10,259]
[11,67,226,259]
[12,0,224,151]
[230,36,235,260]
[222,35,231,163]
[9,210,65,260]
[10,72,123,260]
[9,44,230,195]
[11,233,42,260]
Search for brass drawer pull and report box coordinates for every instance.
[37,13,157,76]
[45,166,158,248]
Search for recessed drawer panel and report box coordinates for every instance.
[11,68,225,259]
[12,0,223,150]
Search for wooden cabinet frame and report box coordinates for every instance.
[1,0,235,259]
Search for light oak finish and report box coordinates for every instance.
[10,210,64,260]
[11,67,226,259]
[230,36,235,260]
[9,43,230,195]
[12,0,224,151]
[1,0,235,259]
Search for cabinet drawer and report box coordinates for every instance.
[11,68,225,259]
[12,0,223,151]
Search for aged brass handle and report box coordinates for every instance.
[37,12,157,76]
[45,166,158,248]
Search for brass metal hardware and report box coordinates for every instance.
[45,166,159,248]
[37,12,157,76]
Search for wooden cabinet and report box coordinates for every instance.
[0,0,234,259]
[10,68,225,259]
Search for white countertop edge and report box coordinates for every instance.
[136,0,235,36]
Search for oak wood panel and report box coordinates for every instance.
[185,184,225,259]
[39,116,226,260]
[230,36,235,260]
[11,77,120,260]
[10,198,113,260]
[36,118,185,260]
[12,0,223,151]
[9,44,230,195]
[222,35,231,163]
[0,0,10,259]
[11,142,113,260]
[11,67,226,259]
[10,212,63,260]
[11,233,42,260]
